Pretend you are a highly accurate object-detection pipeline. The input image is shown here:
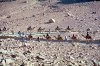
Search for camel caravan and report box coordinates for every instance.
[0,25,100,44]
[0,18,100,43]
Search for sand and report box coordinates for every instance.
[0,0,100,66]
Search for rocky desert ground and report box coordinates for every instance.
[0,0,100,66]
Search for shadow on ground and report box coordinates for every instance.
[0,0,16,2]
[16,37,100,45]
[59,0,100,4]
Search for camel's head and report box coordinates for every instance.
[81,34,84,36]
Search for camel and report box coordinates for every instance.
[65,26,73,31]
[55,26,62,31]
[36,37,40,42]
[43,33,52,41]
[28,34,33,40]
[18,31,21,37]
[70,34,78,42]
[37,27,45,33]
[82,32,92,42]
[2,27,7,31]
[67,34,78,46]
[27,26,35,33]
[54,35,63,41]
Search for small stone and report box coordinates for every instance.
[94,18,97,20]
[7,15,11,18]
[32,15,35,17]
[91,12,96,14]
[23,52,27,55]
[35,56,44,60]
[11,55,16,58]
[27,50,31,53]
[86,28,92,31]
[68,65,72,66]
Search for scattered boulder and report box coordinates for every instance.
[11,55,16,58]
[86,28,92,32]
[49,19,55,23]
[94,18,98,20]
[27,50,31,53]
[91,11,96,14]
[7,15,11,18]
[93,30,99,35]
[20,62,25,66]
[35,56,44,61]
[23,52,27,55]
[32,15,35,17]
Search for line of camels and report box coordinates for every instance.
[26,26,99,43]
[0,26,99,43]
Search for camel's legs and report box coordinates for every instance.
[72,39,78,46]
[71,39,73,44]
[49,40,53,44]
[86,39,91,44]
[46,40,49,44]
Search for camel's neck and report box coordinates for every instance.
[43,35,46,38]
[86,34,90,37]
[82,35,86,38]
[54,36,57,39]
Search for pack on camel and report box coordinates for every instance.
[28,34,33,40]
[82,32,93,42]
[54,35,63,41]
[43,33,52,41]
